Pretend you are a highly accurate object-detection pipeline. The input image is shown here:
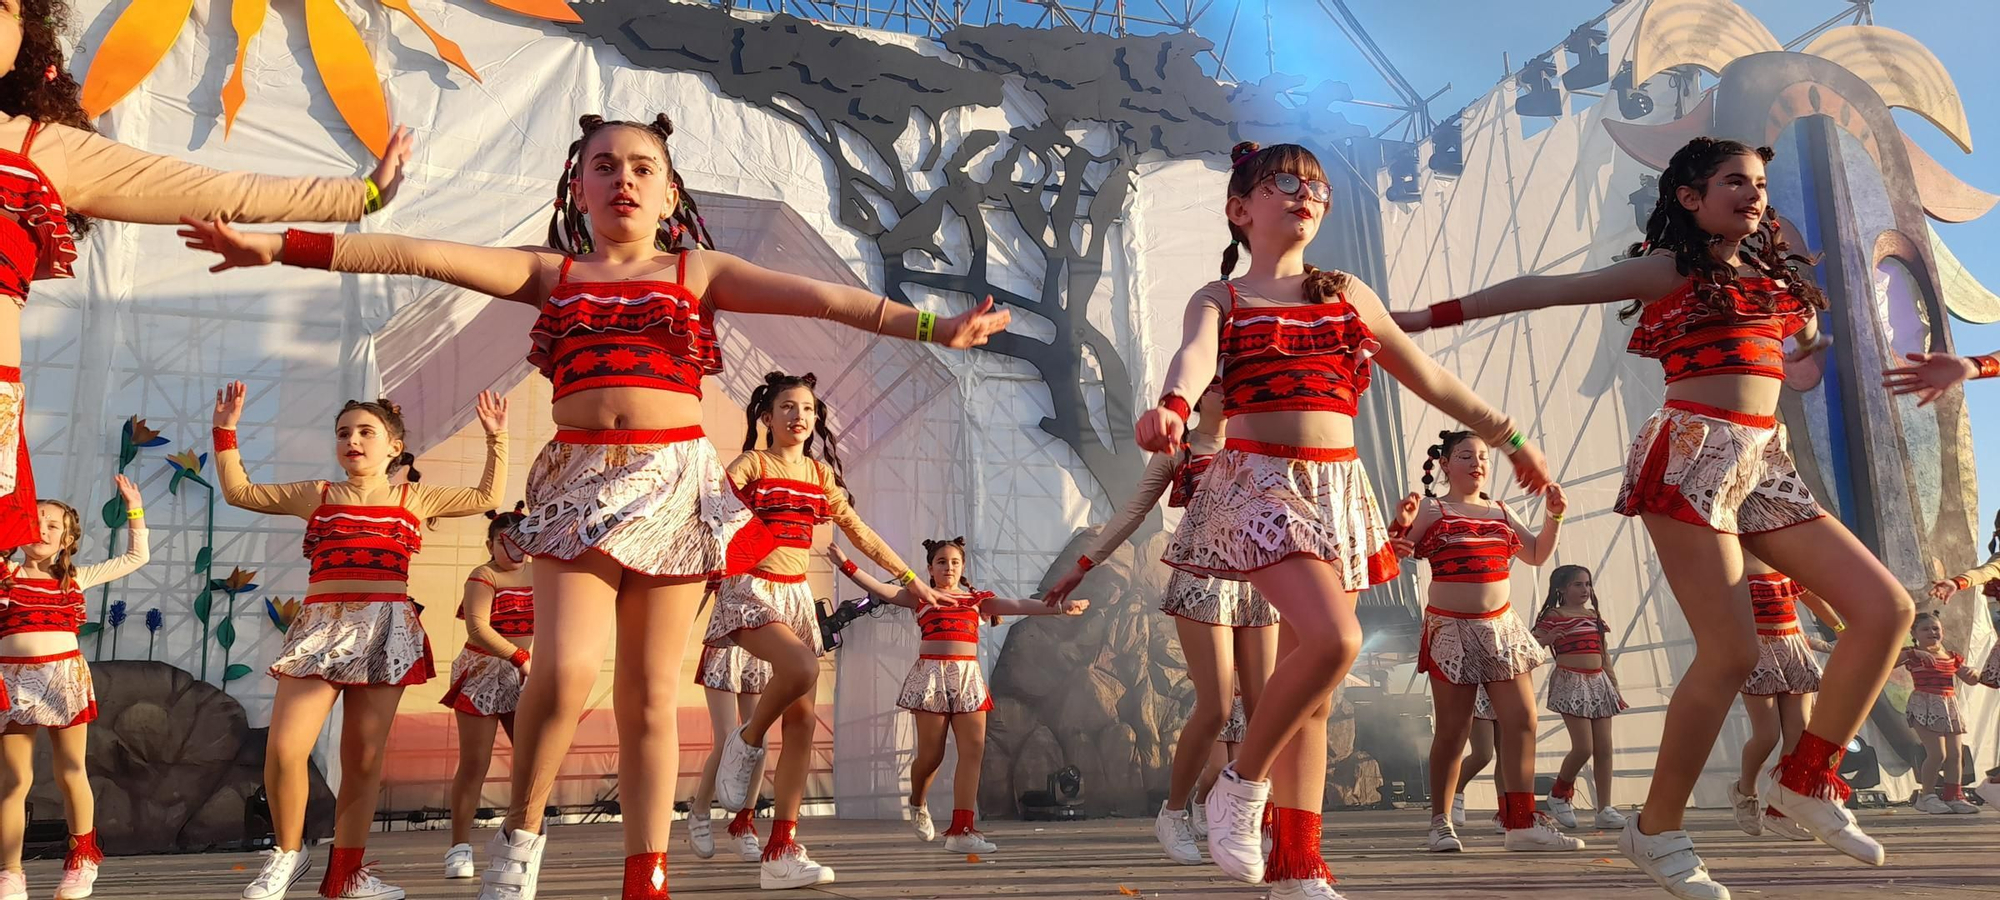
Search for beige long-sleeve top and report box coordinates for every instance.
[1081,429,1225,565]
[461,561,533,658]
[726,449,911,578]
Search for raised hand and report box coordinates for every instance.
[112,474,142,510]
[213,381,247,429]
[938,296,1012,349]
[369,126,416,210]
[177,218,283,272]
[475,390,508,434]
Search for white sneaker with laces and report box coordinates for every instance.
[0,870,23,900]
[1594,806,1627,830]
[1913,793,1952,815]
[687,810,716,859]
[1944,796,1979,814]
[54,861,96,899]
[738,830,763,862]
[476,828,547,900]
[1504,814,1586,852]
[1189,799,1208,840]
[1450,794,1466,828]
[1617,819,1730,900]
[1267,878,1348,899]
[1490,812,1505,834]
[1763,778,1884,866]
[1761,809,1813,841]
[242,847,311,900]
[330,867,404,900]
[1976,780,2000,810]
[715,727,769,813]
[1427,814,1462,852]
[758,846,835,890]
[1153,803,1201,865]
[1727,781,1762,836]
[943,831,998,854]
[1546,794,1578,828]
[911,805,936,842]
[444,843,476,879]
[1202,764,1270,884]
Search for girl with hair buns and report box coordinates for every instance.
[181,114,1008,899]
[1401,136,1911,898]
[1137,139,1549,899]
[442,503,535,880]
[1897,612,1981,815]
[213,382,507,900]
[1727,556,1839,841]
[1929,510,2000,811]
[1530,565,1625,829]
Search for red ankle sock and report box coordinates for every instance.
[1775,731,1853,802]
[1549,778,1576,801]
[943,809,977,836]
[1501,792,1537,830]
[1263,807,1332,884]
[63,831,102,870]
[317,847,368,898]
[1941,783,1965,802]
[727,808,757,838]
[762,819,799,862]
[621,852,670,898]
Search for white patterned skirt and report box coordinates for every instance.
[1472,684,1496,722]
[1546,666,1627,719]
[1159,568,1279,627]
[1906,691,1966,734]
[1417,604,1547,686]
[514,428,776,578]
[898,654,992,715]
[1162,441,1397,590]
[703,571,821,655]
[1741,629,1823,696]
[695,643,772,694]
[440,645,525,717]
[1219,695,1247,743]
[1614,401,1823,535]
[1980,645,2000,690]
[0,650,93,728]
[269,597,435,686]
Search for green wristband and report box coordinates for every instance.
[364,177,384,214]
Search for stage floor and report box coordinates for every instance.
[53,808,1998,898]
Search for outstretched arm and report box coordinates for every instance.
[406,392,509,519]
[1136,285,1228,454]
[1392,254,1682,332]
[73,476,150,588]
[1042,453,1177,608]
[827,546,923,610]
[1933,553,2000,604]
[1885,352,1998,408]
[177,219,562,306]
[697,250,1009,349]
[980,595,1088,617]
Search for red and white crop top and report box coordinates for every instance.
[1902,649,1967,697]
[740,472,832,551]
[1748,572,1802,633]
[725,450,911,580]
[0,521,149,637]
[1537,614,1606,656]
[462,578,534,637]
[0,124,76,305]
[1628,276,1812,384]
[917,590,995,642]
[1412,503,1521,584]
[302,485,424,595]
[527,253,722,401]
[1217,283,1379,417]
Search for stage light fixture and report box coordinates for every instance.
[1427,113,1464,178]
[1613,62,1654,120]
[1386,147,1422,203]
[1515,55,1562,119]
[1561,26,1610,91]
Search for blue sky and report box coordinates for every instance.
[1211,0,2000,522]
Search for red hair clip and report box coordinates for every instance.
[42,65,56,83]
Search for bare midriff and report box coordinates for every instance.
[550,386,704,431]
[919,638,978,657]
[1223,408,1356,451]
[1662,371,1783,418]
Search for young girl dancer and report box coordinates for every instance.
[1531,565,1627,831]
[181,114,1009,899]
[1931,528,2000,810]
[706,371,939,890]
[1729,558,1840,840]
[831,538,1088,856]
[0,1,410,565]
[1135,140,1550,899]
[1898,612,1980,814]
[684,584,770,864]
[1043,385,1279,866]
[1399,430,1576,854]
[0,475,145,900]
[442,504,534,879]
[216,384,507,900]
[1400,138,1911,898]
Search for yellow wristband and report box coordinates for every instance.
[1549,512,1563,523]
[364,177,384,214]
[1831,621,1846,633]
[897,570,918,585]
[915,310,936,343]
[125,507,144,520]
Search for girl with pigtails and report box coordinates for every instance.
[1136,139,1550,900]
[1530,564,1625,829]
[181,115,1007,899]
[442,503,535,881]
[1400,137,1911,899]
[1926,509,2000,812]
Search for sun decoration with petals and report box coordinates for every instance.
[80,0,580,158]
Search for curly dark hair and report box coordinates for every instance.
[1221,140,1347,302]
[1621,137,1823,323]
[548,113,713,256]
[1,0,96,235]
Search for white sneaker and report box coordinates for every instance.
[1202,764,1269,884]
[715,727,769,813]
[1727,782,1762,836]
[54,861,96,900]
[758,846,835,890]
[330,868,405,899]
[1761,809,1814,841]
[1944,797,1979,814]
[687,810,716,859]
[0,870,23,900]
[1546,794,1578,828]
[1153,803,1201,865]
[1764,778,1884,866]
[1594,806,1627,830]
[1913,793,1952,815]
[1504,814,1586,852]
[1450,794,1467,828]
[1490,812,1505,834]
[1427,814,1463,852]
[738,830,763,863]
[476,828,547,900]
[1976,780,2000,810]
[1617,819,1730,900]
[943,831,998,854]
[1189,799,1208,840]
[911,805,936,842]
[444,843,476,879]
[242,847,311,900]
[1267,878,1347,899]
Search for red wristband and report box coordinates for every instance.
[1159,395,1192,423]
[1076,556,1095,572]
[1973,355,2000,380]
[283,229,335,270]
[212,427,239,451]
[1954,575,1972,592]
[510,648,531,668]
[839,559,858,577]
[1430,298,1465,328]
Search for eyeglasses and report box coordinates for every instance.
[1260,172,1332,204]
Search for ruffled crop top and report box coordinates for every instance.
[1903,650,1966,697]
[1217,283,1379,417]
[1538,614,1606,656]
[463,579,534,637]
[0,577,85,636]
[302,484,424,595]
[528,253,722,400]
[1412,504,1521,584]
[917,590,995,642]
[1627,276,1812,384]
[1748,572,1801,633]
[0,123,78,305]
[741,473,832,550]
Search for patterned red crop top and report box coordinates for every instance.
[0,577,85,635]
[1627,276,1812,384]
[1748,572,1802,633]
[1412,505,1521,584]
[0,123,79,305]
[462,579,534,637]
[739,459,833,550]
[1903,649,1966,697]
[302,485,424,598]
[917,590,995,643]
[527,253,722,401]
[1217,283,1380,417]
[1538,614,1606,656]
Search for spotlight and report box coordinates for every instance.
[1516,55,1562,118]
[1386,147,1422,203]
[1839,735,1882,796]
[1613,62,1654,120]
[1561,26,1610,91]
[1019,765,1086,821]
[1427,113,1464,178]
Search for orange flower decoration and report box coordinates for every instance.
[223,567,259,593]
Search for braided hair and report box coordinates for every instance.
[20,500,80,588]
[742,372,849,496]
[1221,141,1348,302]
[1536,563,1603,632]
[1621,137,1825,322]
[1420,430,1489,500]
[922,536,973,590]
[336,399,420,483]
[548,114,715,256]
[0,0,94,236]
[485,501,527,542]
